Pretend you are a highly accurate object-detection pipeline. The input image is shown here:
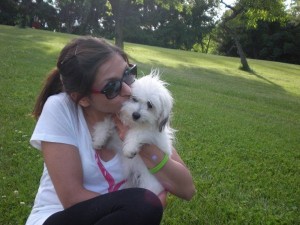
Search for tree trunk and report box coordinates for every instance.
[109,0,127,49]
[222,23,251,71]
[115,14,124,49]
[205,34,211,54]
[220,1,251,71]
[233,36,250,71]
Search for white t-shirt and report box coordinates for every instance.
[26,93,126,225]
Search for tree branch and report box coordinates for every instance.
[220,0,236,12]
[220,0,245,23]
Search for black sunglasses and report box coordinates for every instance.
[91,64,137,99]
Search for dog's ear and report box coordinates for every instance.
[157,85,173,132]
[158,117,169,132]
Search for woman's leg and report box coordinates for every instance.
[43,188,163,225]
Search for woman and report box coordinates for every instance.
[26,36,195,225]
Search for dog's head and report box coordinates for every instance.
[120,70,173,131]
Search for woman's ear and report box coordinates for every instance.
[78,97,91,107]
[70,93,91,107]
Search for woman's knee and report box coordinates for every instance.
[125,188,163,225]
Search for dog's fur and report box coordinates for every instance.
[93,71,175,195]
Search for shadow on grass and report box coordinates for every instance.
[130,53,300,115]
[238,66,281,89]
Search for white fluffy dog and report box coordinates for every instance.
[93,71,175,195]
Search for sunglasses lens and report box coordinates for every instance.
[124,65,137,84]
[96,64,137,99]
[123,71,135,86]
[131,64,137,76]
[102,81,122,99]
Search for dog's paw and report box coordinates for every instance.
[122,136,142,158]
[124,151,137,159]
[92,136,106,149]
[123,144,138,159]
[93,143,104,150]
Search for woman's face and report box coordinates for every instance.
[84,53,132,115]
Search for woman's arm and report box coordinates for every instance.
[42,141,99,208]
[139,145,196,201]
[113,115,196,201]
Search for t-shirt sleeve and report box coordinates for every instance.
[30,94,78,150]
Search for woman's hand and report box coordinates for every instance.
[158,191,168,208]
[139,145,196,201]
[113,115,128,141]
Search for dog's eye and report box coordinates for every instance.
[147,101,153,109]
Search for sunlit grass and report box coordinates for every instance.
[1,25,299,225]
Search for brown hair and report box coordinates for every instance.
[32,36,129,119]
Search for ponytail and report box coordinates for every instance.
[32,36,129,120]
[32,68,63,120]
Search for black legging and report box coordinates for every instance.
[43,188,163,225]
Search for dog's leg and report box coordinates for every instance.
[92,117,115,149]
[128,156,164,195]
[122,130,143,158]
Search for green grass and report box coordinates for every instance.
[1,24,299,225]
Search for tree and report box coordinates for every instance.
[77,0,108,35]
[108,0,182,49]
[18,0,33,28]
[123,0,217,51]
[31,1,59,30]
[107,0,127,49]
[0,0,58,29]
[0,0,19,26]
[55,0,83,33]
[218,0,287,71]
[288,0,300,25]
[185,0,217,51]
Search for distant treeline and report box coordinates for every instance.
[1,0,299,64]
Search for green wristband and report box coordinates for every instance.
[149,154,169,174]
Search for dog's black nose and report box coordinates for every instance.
[132,112,141,120]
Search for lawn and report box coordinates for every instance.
[0,25,299,225]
